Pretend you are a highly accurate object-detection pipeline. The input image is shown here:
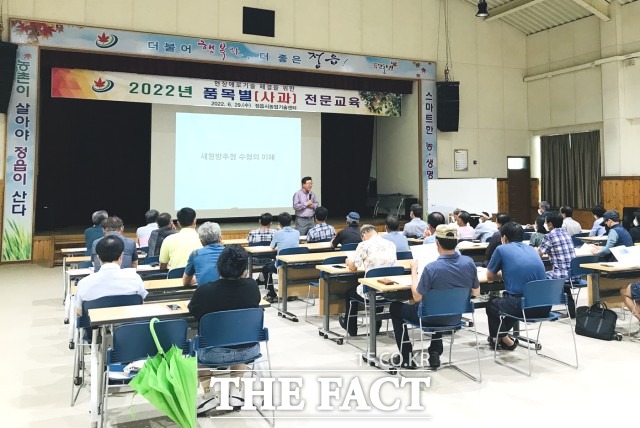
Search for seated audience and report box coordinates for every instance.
[262,212,300,303]
[484,213,511,266]
[560,206,582,236]
[159,207,202,270]
[591,210,633,259]
[528,215,548,247]
[84,210,108,255]
[403,204,428,237]
[76,236,147,315]
[183,222,225,286]
[331,212,362,248]
[422,211,447,244]
[589,206,606,237]
[340,225,397,336]
[91,216,138,272]
[136,209,159,248]
[456,211,475,240]
[147,212,176,257]
[537,211,577,317]
[538,201,551,216]
[474,211,498,243]
[630,211,640,243]
[389,224,479,369]
[382,215,410,252]
[247,213,276,245]
[306,206,336,243]
[486,222,547,350]
[188,245,261,412]
[449,208,462,226]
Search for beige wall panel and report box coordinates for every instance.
[503,68,528,131]
[328,0,362,54]
[574,67,603,124]
[392,0,423,59]
[478,129,505,177]
[477,65,504,130]
[420,0,440,61]
[526,31,549,71]
[33,0,84,23]
[133,0,177,34]
[548,24,574,70]
[456,63,479,129]
[602,118,621,176]
[549,74,575,128]
[503,23,526,70]
[448,0,478,65]
[527,79,551,131]
[8,0,34,17]
[176,0,219,38]
[622,0,640,46]
[362,0,393,56]
[85,0,133,29]
[218,0,255,44]
[477,19,503,67]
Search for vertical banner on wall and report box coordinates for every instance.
[2,45,38,262]
[421,79,437,213]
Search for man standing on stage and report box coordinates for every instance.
[293,176,318,235]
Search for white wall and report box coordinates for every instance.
[2,0,529,195]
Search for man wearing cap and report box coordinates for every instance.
[591,210,633,259]
[331,212,363,248]
[403,204,428,238]
[388,224,479,369]
[293,176,318,235]
[486,222,547,351]
[473,211,498,242]
[341,224,397,336]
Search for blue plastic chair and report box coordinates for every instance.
[305,256,347,323]
[566,255,599,304]
[138,246,149,255]
[102,319,190,425]
[71,294,143,406]
[340,243,359,251]
[192,308,273,424]
[571,232,589,248]
[495,279,578,376]
[141,255,159,266]
[396,251,413,260]
[167,266,185,279]
[346,266,406,349]
[400,287,481,382]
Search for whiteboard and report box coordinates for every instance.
[426,178,498,217]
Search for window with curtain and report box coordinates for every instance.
[540,130,601,209]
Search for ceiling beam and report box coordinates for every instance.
[484,0,549,22]
[570,0,610,21]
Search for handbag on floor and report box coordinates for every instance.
[575,301,618,341]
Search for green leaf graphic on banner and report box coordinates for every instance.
[2,220,32,261]
[359,91,401,117]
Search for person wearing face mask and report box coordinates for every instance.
[589,206,606,237]
[473,211,498,242]
[591,210,633,259]
[526,201,551,229]
[528,215,548,247]
[629,211,640,243]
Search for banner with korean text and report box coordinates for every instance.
[421,80,438,210]
[50,68,402,116]
[2,45,38,262]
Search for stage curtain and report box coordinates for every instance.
[321,113,374,217]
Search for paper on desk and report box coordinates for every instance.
[576,243,597,256]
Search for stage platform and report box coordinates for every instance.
[31,216,393,267]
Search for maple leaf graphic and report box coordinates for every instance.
[97,32,110,44]
[94,78,106,88]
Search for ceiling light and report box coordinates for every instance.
[476,0,489,18]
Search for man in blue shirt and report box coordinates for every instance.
[591,210,633,260]
[382,215,409,252]
[389,224,479,369]
[263,212,300,302]
[403,204,428,238]
[486,222,547,350]
[183,222,225,287]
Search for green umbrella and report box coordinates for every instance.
[129,317,197,428]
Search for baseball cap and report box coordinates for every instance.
[346,212,360,222]
[600,210,620,226]
[435,224,458,240]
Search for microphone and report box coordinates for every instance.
[308,193,312,201]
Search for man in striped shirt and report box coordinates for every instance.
[247,213,276,245]
[306,206,336,243]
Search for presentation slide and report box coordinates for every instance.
[150,105,321,219]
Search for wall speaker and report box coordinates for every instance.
[0,41,18,115]
[243,7,275,37]
[436,81,459,132]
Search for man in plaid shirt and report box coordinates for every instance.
[537,211,577,317]
[306,206,336,243]
[247,213,276,244]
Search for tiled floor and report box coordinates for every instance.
[1,263,636,427]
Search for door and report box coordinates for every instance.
[507,157,531,225]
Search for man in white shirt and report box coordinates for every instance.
[560,206,582,237]
[75,236,148,315]
[474,211,498,242]
[136,209,159,248]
